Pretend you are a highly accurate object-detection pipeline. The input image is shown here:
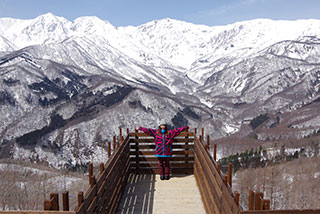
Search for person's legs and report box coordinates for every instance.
[164,157,170,180]
[158,157,165,180]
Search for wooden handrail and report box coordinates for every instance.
[0,212,75,214]
[128,132,194,137]
[129,130,194,174]
[75,134,131,214]
[194,135,240,214]
[2,128,320,214]
[240,211,320,214]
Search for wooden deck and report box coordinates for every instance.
[117,173,205,214]
[6,129,319,214]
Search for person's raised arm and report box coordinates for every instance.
[170,126,190,138]
[136,126,157,137]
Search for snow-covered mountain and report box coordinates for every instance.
[0,13,320,169]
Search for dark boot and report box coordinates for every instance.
[160,175,165,180]
[165,175,170,180]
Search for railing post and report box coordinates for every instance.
[113,136,116,151]
[201,128,204,139]
[44,199,52,210]
[135,128,139,173]
[217,163,221,175]
[90,176,95,188]
[62,191,69,211]
[89,162,93,178]
[223,174,228,186]
[78,192,84,207]
[205,135,210,151]
[214,144,217,162]
[249,190,255,210]
[50,193,59,210]
[234,191,240,207]
[119,127,122,141]
[185,128,189,166]
[89,162,95,188]
[262,199,271,210]
[228,163,232,187]
[194,128,197,135]
[127,128,129,135]
[100,162,104,174]
[120,136,124,144]
[117,140,120,149]
[108,141,111,157]
[255,192,264,210]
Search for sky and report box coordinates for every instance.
[0,0,320,27]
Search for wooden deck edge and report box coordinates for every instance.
[240,210,320,214]
[0,211,75,214]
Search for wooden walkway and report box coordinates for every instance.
[5,129,319,214]
[117,173,205,214]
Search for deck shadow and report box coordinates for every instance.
[117,173,156,214]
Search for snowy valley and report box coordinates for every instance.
[0,13,319,170]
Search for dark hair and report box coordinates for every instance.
[158,124,168,136]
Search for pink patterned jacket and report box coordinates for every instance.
[138,126,187,157]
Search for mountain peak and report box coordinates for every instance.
[1,14,320,69]
[71,16,117,35]
[154,17,179,23]
[34,12,68,22]
[142,17,200,28]
[38,12,55,18]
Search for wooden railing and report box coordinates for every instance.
[0,212,74,214]
[128,130,194,174]
[194,128,320,214]
[74,134,130,214]
[194,131,240,214]
[240,210,320,214]
[1,128,320,214]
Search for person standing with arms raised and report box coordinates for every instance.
[136,124,189,180]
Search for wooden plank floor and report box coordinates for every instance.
[117,174,205,214]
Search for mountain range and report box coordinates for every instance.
[0,13,319,169]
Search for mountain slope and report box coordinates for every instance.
[0,14,319,169]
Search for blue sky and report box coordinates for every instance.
[0,0,320,26]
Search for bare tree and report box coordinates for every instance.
[233,156,320,210]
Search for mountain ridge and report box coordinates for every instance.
[0,14,319,169]
[2,14,320,69]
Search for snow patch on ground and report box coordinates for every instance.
[283,173,294,184]
[47,175,83,190]
[223,124,239,135]
[0,163,51,175]
[199,97,214,108]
